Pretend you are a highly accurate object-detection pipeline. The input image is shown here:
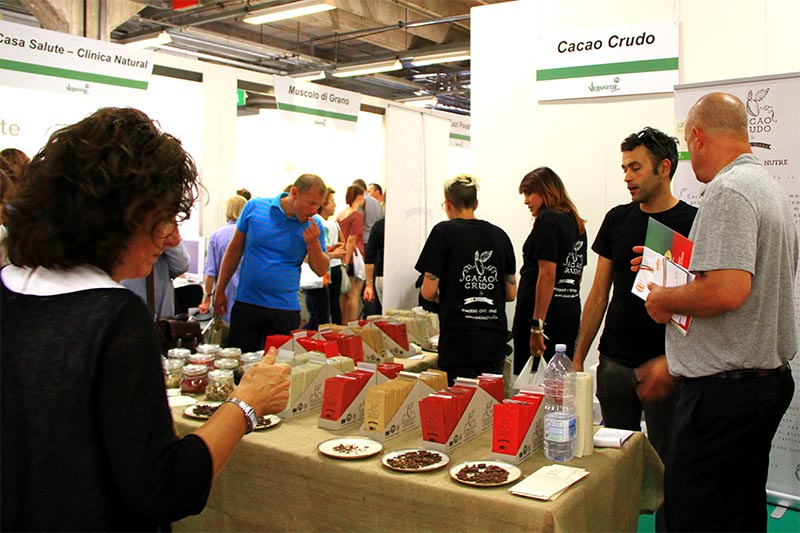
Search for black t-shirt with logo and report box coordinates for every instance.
[593,201,697,367]
[512,209,587,373]
[415,218,516,367]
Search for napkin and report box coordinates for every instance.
[508,464,589,500]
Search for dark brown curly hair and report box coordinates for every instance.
[4,107,198,274]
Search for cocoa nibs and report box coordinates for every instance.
[194,404,219,417]
[456,463,509,484]
[387,450,442,469]
[333,443,365,454]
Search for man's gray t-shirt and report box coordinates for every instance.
[666,154,798,377]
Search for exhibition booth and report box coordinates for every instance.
[1,0,799,527]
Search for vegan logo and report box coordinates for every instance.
[746,88,777,134]
[588,76,620,94]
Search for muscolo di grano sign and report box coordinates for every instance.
[536,20,679,101]
[273,75,361,131]
[0,20,153,96]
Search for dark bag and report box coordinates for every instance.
[156,314,203,355]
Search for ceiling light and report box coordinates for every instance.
[401,95,438,108]
[410,50,470,67]
[243,0,336,25]
[290,70,327,82]
[123,30,172,49]
[332,59,402,78]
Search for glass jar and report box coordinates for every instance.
[196,343,221,356]
[167,347,192,363]
[180,364,209,395]
[237,352,264,380]
[189,352,216,370]
[214,358,239,372]
[164,358,184,389]
[219,347,242,361]
[205,369,235,401]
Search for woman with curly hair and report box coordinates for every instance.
[512,167,587,375]
[0,107,291,531]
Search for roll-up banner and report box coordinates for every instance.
[675,73,800,512]
[273,75,361,131]
[537,20,678,101]
[0,20,153,97]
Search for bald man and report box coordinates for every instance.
[641,92,796,532]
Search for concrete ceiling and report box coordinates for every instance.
[1,0,514,114]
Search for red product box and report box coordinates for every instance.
[321,374,360,420]
[478,374,505,403]
[265,334,292,352]
[296,337,339,358]
[420,394,457,443]
[336,335,364,363]
[377,362,404,379]
[447,386,476,418]
[374,321,410,350]
[492,401,527,454]
[347,369,374,390]
[321,331,346,342]
[511,392,544,428]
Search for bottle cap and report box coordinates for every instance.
[555,343,567,352]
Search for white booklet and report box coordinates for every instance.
[508,464,589,501]
[593,427,634,448]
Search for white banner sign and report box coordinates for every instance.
[0,21,153,97]
[273,76,361,131]
[433,109,471,147]
[537,20,679,101]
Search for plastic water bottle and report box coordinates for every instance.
[543,343,577,462]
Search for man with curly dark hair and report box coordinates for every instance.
[1,107,291,531]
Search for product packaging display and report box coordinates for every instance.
[489,391,545,465]
[420,376,500,453]
[277,353,355,418]
[360,372,438,441]
[318,363,389,430]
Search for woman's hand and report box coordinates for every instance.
[232,347,291,417]
[529,330,546,358]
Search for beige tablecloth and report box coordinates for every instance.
[173,406,663,533]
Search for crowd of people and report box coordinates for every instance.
[0,91,795,532]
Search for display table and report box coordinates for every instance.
[394,349,438,373]
[172,407,663,532]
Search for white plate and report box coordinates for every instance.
[317,437,383,460]
[381,448,450,472]
[449,460,522,487]
[254,414,281,431]
[183,401,222,420]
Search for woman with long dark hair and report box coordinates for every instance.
[513,167,587,374]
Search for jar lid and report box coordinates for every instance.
[168,348,192,359]
[208,369,234,381]
[214,358,239,370]
[219,347,242,358]
[240,353,264,364]
[181,364,208,376]
[165,358,185,370]
[189,353,215,364]
[196,344,221,355]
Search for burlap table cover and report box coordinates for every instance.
[173,406,663,532]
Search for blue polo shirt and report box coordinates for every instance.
[236,193,326,311]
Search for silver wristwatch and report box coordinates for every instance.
[223,397,258,434]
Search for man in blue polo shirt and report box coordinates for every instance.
[214,174,329,352]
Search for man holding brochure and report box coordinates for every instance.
[642,92,796,532]
[573,127,696,469]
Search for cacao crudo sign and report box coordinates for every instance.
[536,21,679,101]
